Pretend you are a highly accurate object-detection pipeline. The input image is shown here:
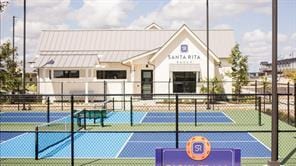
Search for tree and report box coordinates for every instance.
[0,1,8,12]
[228,44,249,95]
[282,69,296,82]
[200,77,226,101]
[0,41,21,93]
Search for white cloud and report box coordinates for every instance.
[212,24,232,29]
[72,0,134,28]
[10,0,71,59]
[292,33,296,41]
[241,29,294,72]
[130,0,271,29]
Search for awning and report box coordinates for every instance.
[169,64,201,72]
[34,55,98,68]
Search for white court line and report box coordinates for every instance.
[0,132,29,145]
[139,112,148,123]
[222,112,236,123]
[247,133,271,151]
[115,133,134,158]
[38,115,70,127]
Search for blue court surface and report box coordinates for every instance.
[0,112,69,123]
[0,132,271,158]
[0,111,233,124]
[142,112,233,123]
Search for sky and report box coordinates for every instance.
[0,0,296,72]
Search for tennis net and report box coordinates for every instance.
[35,110,84,159]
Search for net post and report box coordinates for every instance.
[100,110,104,127]
[130,96,133,126]
[70,95,74,166]
[175,94,179,149]
[112,97,115,111]
[194,98,197,127]
[255,80,258,110]
[47,96,50,123]
[287,82,290,124]
[258,97,262,126]
[83,109,86,130]
[35,126,39,160]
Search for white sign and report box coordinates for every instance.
[168,44,200,64]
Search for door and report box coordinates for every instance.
[141,70,153,100]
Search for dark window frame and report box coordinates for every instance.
[173,72,196,93]
[53,70,80,78]
[96,70,127,79]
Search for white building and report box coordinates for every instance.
[33,23,235,101]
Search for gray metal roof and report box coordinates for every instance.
[35,55,98,68]
[35,27,235,67]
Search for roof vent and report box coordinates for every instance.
[145,23,162,30]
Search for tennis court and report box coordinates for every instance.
[0,131,271,159]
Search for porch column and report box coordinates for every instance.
[85,69,89,103]
[130,62,135,94]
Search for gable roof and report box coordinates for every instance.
[36,24,235,66]
[149,24,220,63]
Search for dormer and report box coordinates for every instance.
[144,23,163,30]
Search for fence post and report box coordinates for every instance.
[176,94,179,149]
[83,109,86,130]
[195,99,197,127]
[130,96,133,126]
[61,82,64,111]
[294,81,296,128]
[212,81,215,110]
[17,85,20,111]
[112,97,115,111]
[70,95,74,166]
[47,96,50,123]
[258,97,262,126]
[35,126,38,160]
[287,82,290,124]
[168,79,171,111]
[104,81,107,102]
[263,82,266,112]
[123,81,126,111]
[255,80,258,110]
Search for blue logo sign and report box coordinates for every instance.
[192,142,204,154]
[181,44,188,52]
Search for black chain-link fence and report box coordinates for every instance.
[1,92,295,165]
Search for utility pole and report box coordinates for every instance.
[12,16,16,62]
[269,0,280,165]
[206,0,210,110]
[22,0,26,110]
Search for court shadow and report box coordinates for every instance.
[280,146,296,165]
[40,132,84,159]
[80,159,102,166]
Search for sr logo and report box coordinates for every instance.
[186,136,211,160]
[181,44,188,53]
